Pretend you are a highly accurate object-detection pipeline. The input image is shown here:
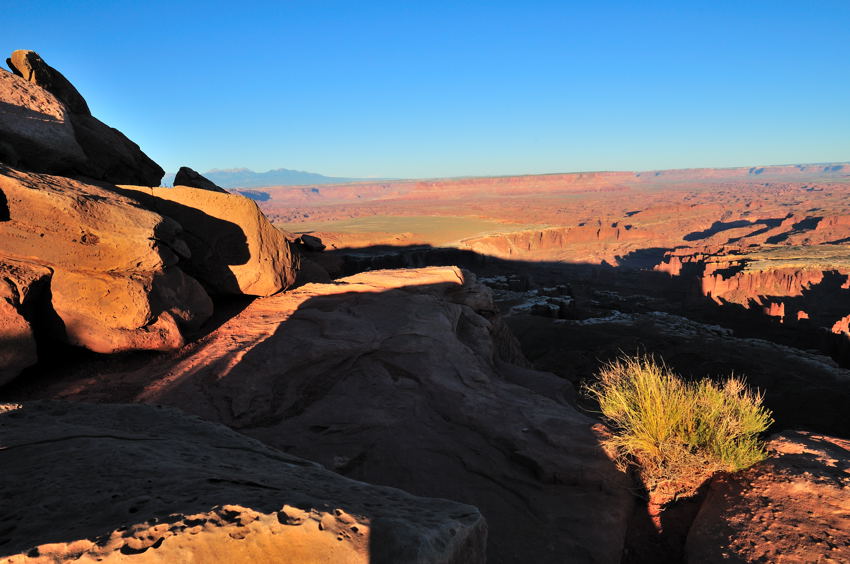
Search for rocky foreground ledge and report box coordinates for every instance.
[688,430,850,563]
[24,266,634,563]
[0,401,485,563]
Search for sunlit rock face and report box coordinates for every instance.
[0,401,486,563]
[687,431,850,563]
[0,166,213,354]
[116,185,297,297]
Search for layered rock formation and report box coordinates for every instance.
[655,245,850,336]
[29,266,633,563]
[1,401,486,563]
[2,50,163,185]
[687,431,850,562]
[0,166,213,354]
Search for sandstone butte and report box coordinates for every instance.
[1,47,849,564]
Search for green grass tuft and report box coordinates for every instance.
[586,354,773,500]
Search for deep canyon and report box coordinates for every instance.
[1,49,848,564]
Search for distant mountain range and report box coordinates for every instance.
[163,161,850,189]
[162,168,358,188]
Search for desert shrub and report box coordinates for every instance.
[586,354,773,499]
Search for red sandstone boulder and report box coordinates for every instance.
[2,50,164,186]
[0,166,212,353]
[116,185,297,296]
[0,69,87,175]
[7,50,89,115]
[0,401,486,563]
[687,431,850,563]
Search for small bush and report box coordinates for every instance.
[586,354,773,500]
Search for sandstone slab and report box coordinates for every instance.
[29,266,633,563]
[0,401,485,563]
[687,431,850,563]
[0,69,87,174]
[7,50,90,115]
[117,185,297,296]
[69,113,165,186]
[2,50,163,186]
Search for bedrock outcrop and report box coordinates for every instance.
[6,50,90,114]
[35,266,633,563]
[0,166,212,353]
[0,401,486,563]
[0,67,87,175]
[2,50,163,185]
[117,185,297,296]
[686,431,850,563]
[0,260,50,385]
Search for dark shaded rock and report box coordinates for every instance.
[7,50,90,114]
[3,50,164,186]
[299,233,326,252]
[69,112,164,186]
[0,401,486,563]
[173,166,228,193]
[0,259,50,385]
[294,256,333,285]
[26,267,634,563]
[0,68,88,175]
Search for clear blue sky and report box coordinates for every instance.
[4,1,849,178]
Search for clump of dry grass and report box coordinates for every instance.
[586,354,773,501]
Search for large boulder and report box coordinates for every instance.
[30,266,633,563]
[2,50,164,186]
[173,166,229,193]
[69,112,165,186]
[687,431,850,563]
[0,68,88,175]
[116,185,297,296]
[0,166,212,353]
[7,50,90,114]
[0,259,50,385]
[0,401,486,563]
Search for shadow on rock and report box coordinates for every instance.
[0,401,485,563]
[4,268,635,564]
